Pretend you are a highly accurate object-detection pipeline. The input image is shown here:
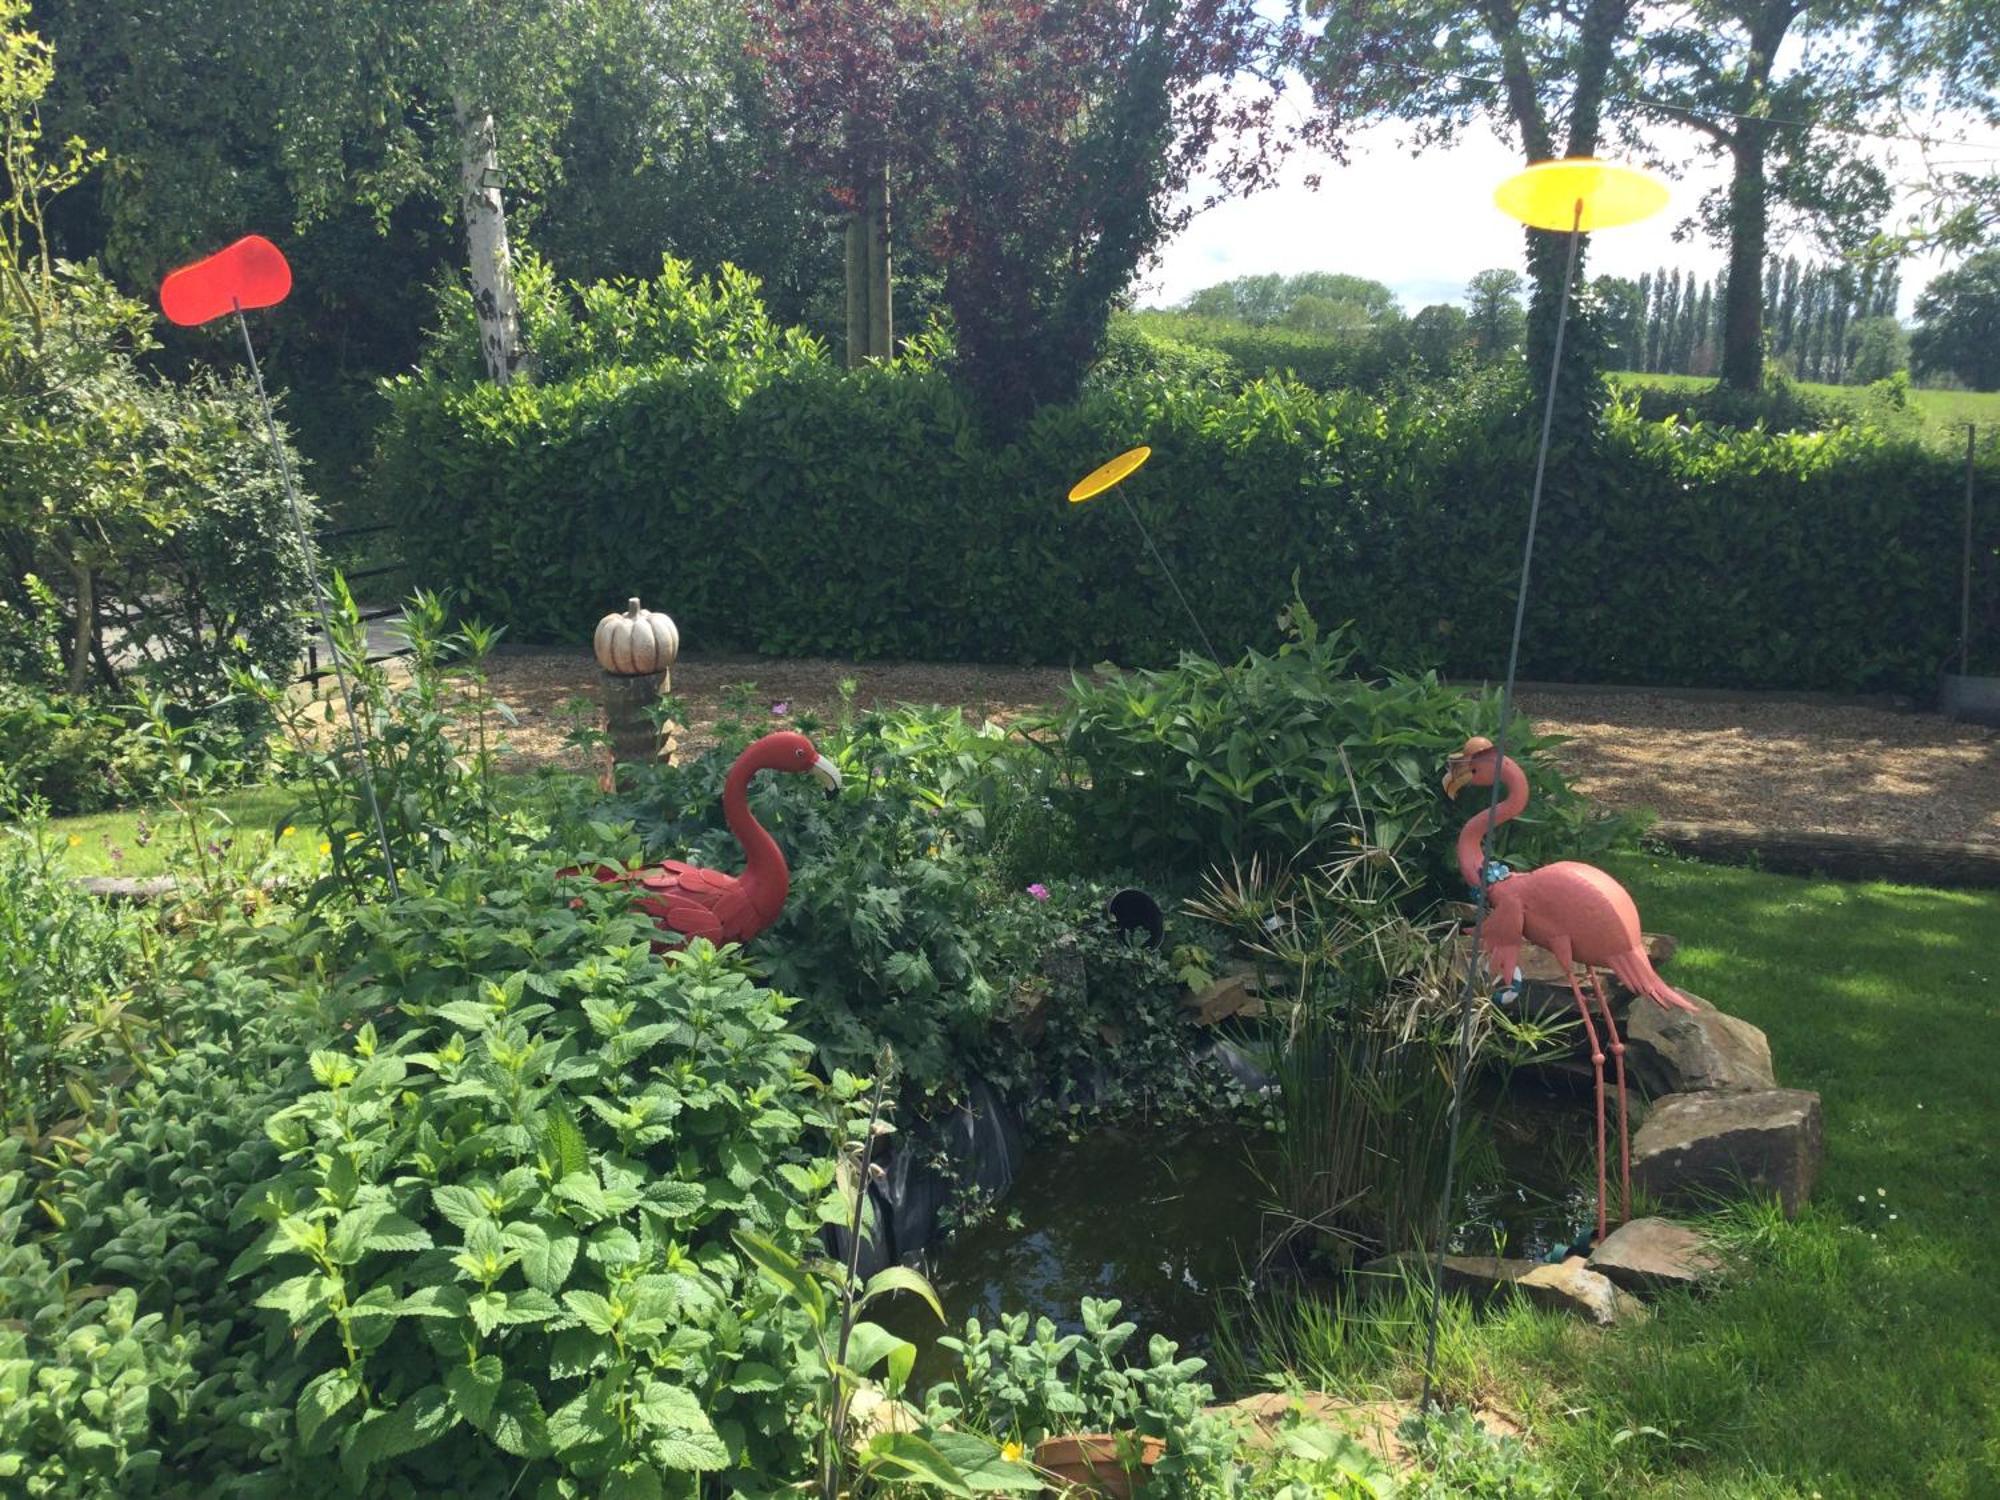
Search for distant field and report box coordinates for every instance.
[1610,370,2000,438]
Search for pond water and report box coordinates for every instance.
[881,1085,1597,1384]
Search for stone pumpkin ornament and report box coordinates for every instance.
[594,597,679,677]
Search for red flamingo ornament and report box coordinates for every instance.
[1444,736,1697,1242]
[579,731,841,948]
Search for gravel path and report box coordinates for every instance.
[475,648,2000,849]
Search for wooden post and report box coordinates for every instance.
[601,668,668,766]
[866,165,892,360]
[1962,423,1976,677]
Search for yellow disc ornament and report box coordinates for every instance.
[1493,159,1667,233]
[1067,445,1152,504]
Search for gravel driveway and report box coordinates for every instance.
[473,648,2000,849]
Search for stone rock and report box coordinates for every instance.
[1623,991,1775,1096]
[1185,961,1267,1025]
[1515,1258,1647,1326]
[1358,1252,1641,1324]
[1632,1088,1823,1217]
[1586,1217,1722,1296]
[1357,1252,1540,1305]
[1445,926,1678,1028]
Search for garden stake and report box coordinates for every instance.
[1962,423,1977,677]
[1066,447,1307,838]
[160,236,399,895]
[1417,161,1667,1413]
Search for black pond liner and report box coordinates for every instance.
[1105,888,1165,949]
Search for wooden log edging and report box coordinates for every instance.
[1649,821,2000,889]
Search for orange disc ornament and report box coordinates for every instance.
[1493,159,1667,233]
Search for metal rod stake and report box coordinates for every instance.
[1420,199,1584,1411]
[233,302,399,896]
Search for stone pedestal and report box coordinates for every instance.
[601,668,668,766]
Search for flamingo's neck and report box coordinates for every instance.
[1457,756,1529,891]
[724,757,788,916]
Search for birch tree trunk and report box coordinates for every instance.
[454,96,528,384]
[68,559,93,697]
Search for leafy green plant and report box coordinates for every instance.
[227,877,840,1494]
[733,1063,1041,1499]
[923,1298,1238,1499]
[1053,599,1606,886]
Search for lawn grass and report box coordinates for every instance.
[1610,369,2000,444]
[1248,851,2000,1498]
[44,771,570,878]
[48,784,320,878]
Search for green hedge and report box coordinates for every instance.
[381,359,1992,696]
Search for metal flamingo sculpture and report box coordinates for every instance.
[573,730,841,949]
[1443,736,1697,1242]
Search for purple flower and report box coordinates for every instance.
[1026,883,1051,902]
[770,701,790,717]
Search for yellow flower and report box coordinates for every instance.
[345,830,364,843]
[280,826,295,839]
[1001,1441,1023,1463]
[67,834,82,847]
[318,841,332,855]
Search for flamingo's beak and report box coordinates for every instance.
[1442,757,1472,799]
[810,755,843,792]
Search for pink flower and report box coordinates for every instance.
[771,701,790,717]
[1026,883,1050,902]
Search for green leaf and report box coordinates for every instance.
[731,1228,825,1327]
[296,1367,361,1450]
[863,1432,977,1497]
[603,1465,664,1500]
[547,1381,620,1457]
[487,1379,549,1459]
[256,1272,336,1322]
[842,1321,915,1386]
[431,1184,488,1231]
[541,1102,590,1179]
[504,1219,581,1293]
[562,1289,619,1336]
[860,1265,945,1323]
[926,1432,1045,1492]
[341,1386,459,1480]
[633,1382,727,1469]
[445,1355,505,1428]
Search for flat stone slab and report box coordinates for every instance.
[1516,1257,1647,1326]
[1358,1252,1642,1325]
[1587,1217,1723,1296]
[1632,1088,1823,1217]
[1624,991,1775,1096]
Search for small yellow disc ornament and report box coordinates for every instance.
[1494,158,1668,233]
[1067,445,1152,504]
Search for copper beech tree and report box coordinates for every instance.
[751,0,1315,433]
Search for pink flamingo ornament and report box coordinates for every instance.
[1444,736,1697,1242]
[573,731,841,949]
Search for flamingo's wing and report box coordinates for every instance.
[627,861,737,946]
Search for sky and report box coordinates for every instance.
[1137,104,2000,321]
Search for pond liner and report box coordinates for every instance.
[827,1072,1027,1278]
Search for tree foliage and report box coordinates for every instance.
[754,0,1308,432]
[1912,249,2000,390]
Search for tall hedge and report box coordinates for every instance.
[380,358,1991,696]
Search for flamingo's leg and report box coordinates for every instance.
[1588,969,1631,1225]
[1564,970,1610,1246]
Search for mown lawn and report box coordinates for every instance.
[1611,370,2000,444]
[1276,852,1999,1498]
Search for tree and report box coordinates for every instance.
[1596,274,1644,370]
[758,0,1307,432]
[1846,314,1908,383]
[1185,270,1401,327]
[1911,250,2000,390]
[1465,268,1527,359]
[1301,0,1639,407]
[1627,0,1932,391]
[1408,302,1471,374]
